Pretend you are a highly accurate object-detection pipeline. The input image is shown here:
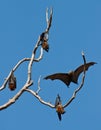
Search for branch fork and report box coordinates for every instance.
[0,7,87,118]
[0,8,53,110]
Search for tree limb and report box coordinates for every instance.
[0,58,30,91]
[25,75,55,108]
[25,52,87,110]
[0,7,53,110]
[25,88,55,108]
[0,80,33,110]
[36,75,41,94]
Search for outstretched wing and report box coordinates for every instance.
[44,73,71,86]
[74,62,96,82]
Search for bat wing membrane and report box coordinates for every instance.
[44,73,70,86]
[74,62,96,82]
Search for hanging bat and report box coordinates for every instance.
[8,72,16,91]
[44,62,96,87]
[40,32,49,52]
[55,94,65,121]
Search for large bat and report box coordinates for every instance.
[44,62,96,87]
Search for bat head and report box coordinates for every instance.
[41,41,49,52]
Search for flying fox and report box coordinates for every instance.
[55,94,65,121]
[8,72,16,91]
[40,32,49,52]
[44,62,96,87]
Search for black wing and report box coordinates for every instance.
[57,113,61,121]
[74,62,96,83]
[55,94,61,107]
[44,73,71,86]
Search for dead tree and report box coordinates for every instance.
[0,8,93,121]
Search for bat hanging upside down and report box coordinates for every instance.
[55,94,65,121]
[40,32,49,52]
[8,72,16,91]
[44,62,96,87]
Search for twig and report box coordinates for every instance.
[36,75,41,94]
[25,88,55,108]
[46,7,53,32]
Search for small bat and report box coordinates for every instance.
[55,94,65,121]
[8,72,16,91]
[44,62,96,87]
[40,32,49,52]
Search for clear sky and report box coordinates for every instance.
[0,0,100,130]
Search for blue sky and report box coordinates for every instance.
[0,0,100,130]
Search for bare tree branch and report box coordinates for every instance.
[0,81,33,110]
[25,73,55,108]
[25,52,87,110]
[46,7,53,32]
[0,58,30,91]
[36,75,41,94]
[27,7,53,83]
[0,6,86,117]
[25,88,55,108]
[63,51,86,108]
[0,7,53,110]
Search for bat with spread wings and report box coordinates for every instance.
[44,62,96,87]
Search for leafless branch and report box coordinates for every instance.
[63,51,86,108]
[24,73,55,108]
[0,7,53,110]
[36,75,41,94]
[27,7,53,83]
[46,7,53,32]
[25,73,55,108]
[25,88,55,108]
[0,58,30,91]
[0,80,33,110]
[24,52,86,111]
